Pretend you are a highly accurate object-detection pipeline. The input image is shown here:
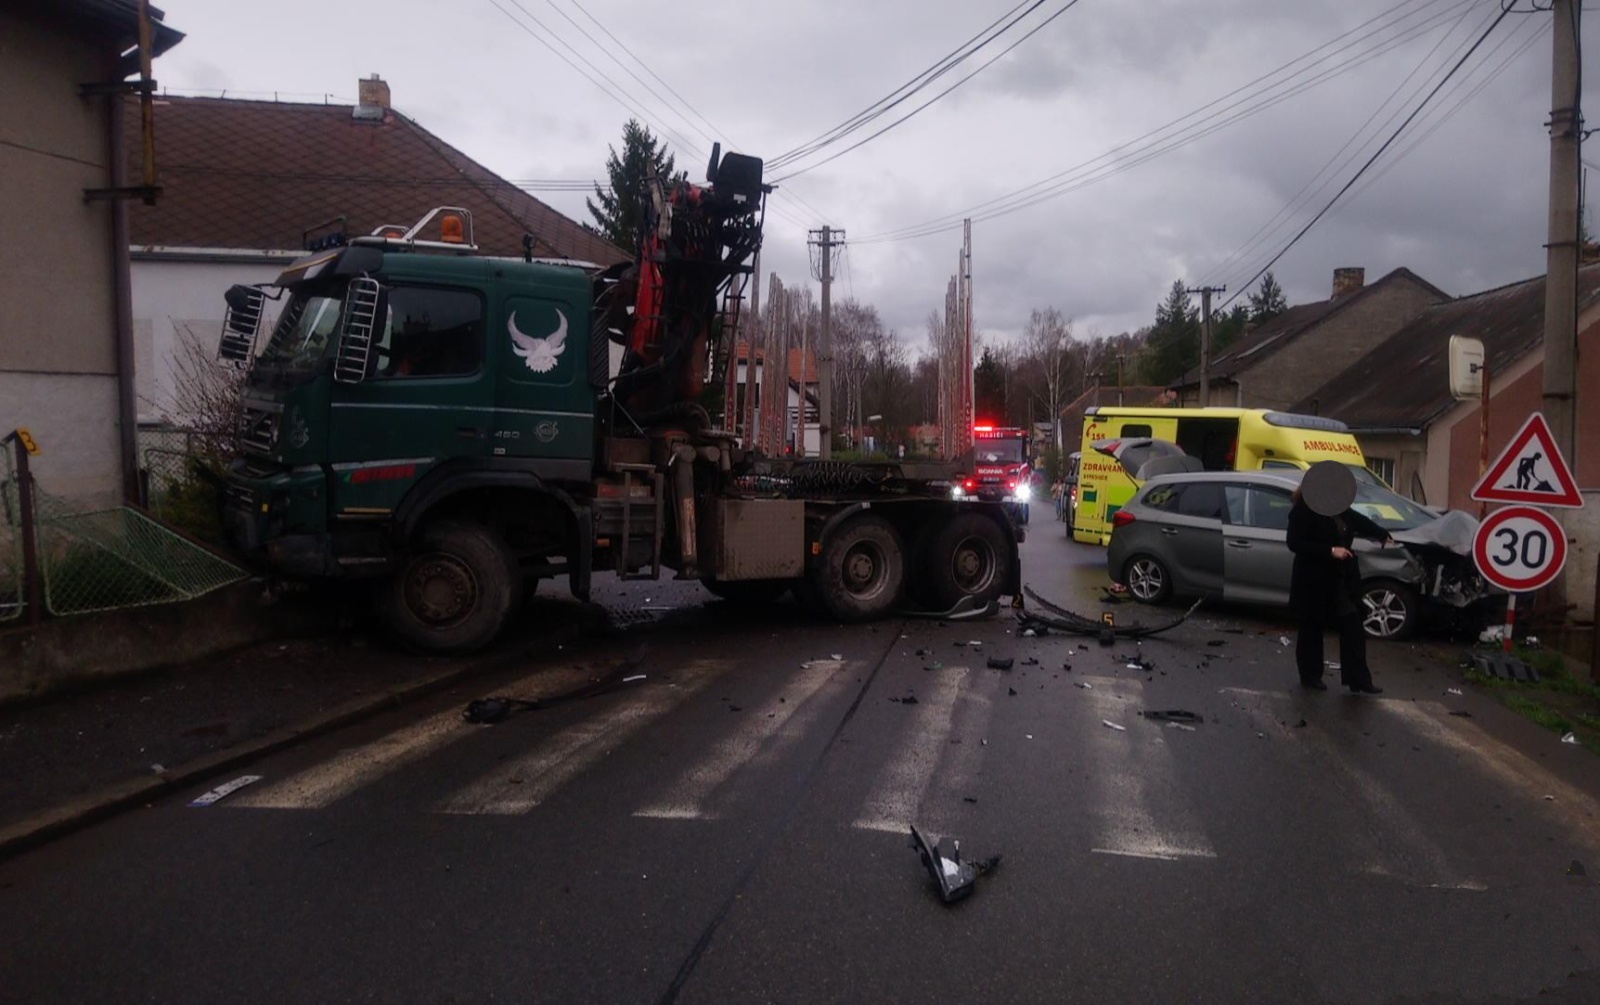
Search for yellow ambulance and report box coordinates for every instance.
[1071,407,1372,545]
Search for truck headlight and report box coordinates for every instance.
[1015,483,1032,503]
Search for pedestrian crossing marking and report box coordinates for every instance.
[434,659,728,816]
[1082,680,1217,861]
[852,667,977,833]
[232,662,608,810]
[1226,689,1480,891]
[634,658,847,820]
[1378,700,1600,853]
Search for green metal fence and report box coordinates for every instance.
[32,483,247,616]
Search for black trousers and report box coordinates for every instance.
[1295,600,1373,689]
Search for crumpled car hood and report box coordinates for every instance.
[1392,509,1479,557]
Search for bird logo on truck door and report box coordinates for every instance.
[508,309,568,374]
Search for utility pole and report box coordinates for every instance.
[1186,284,1226,408]
[809,226,845,459]
[962,219,974,454]
[1543,0,1581,465]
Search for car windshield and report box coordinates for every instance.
[1351,481,1435,530]
[259,292,343,370]
[976,439,1025,463]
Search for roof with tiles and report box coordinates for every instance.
[127,93,627,265]
[1293,264,1600,429]
[1172,267,1449,389]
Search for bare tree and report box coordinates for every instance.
[1016,307,1076,450]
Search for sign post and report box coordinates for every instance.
[1469,413,1584,655]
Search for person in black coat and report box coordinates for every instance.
[1286,484,1394,694]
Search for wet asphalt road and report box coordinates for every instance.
[3,520,1600,1004]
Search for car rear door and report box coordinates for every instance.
[1166,480,1226,594]
[1222,484,1295,605]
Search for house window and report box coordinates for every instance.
[1367,457,1395,488]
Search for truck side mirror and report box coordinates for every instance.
[333,277,386,385]
[218,285,266,367]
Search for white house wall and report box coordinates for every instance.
[0,12,120,503]
[131,256,291,423]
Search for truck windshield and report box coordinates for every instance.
[259,293,343,370]
[976,439,1025,463]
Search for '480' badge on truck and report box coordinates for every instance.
[509,309,567,374]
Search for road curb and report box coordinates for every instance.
[0,646,538,863]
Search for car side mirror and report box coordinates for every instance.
[333,277,386,385]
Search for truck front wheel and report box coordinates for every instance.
[920,513,1012,610]
[379,520,523,654]
[809,515,905,622]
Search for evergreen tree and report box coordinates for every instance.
[1248,271,1289,325]
[1138,281,1200,385]
[974,345,1007,421]
[1211,303,1252,353]
[587,120,676,253]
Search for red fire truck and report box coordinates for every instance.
[954,424,1034,524]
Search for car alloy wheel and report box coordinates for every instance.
[1126,556,1169,603]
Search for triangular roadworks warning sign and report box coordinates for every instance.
[1471,412,1584,508]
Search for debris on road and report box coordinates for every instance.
[987,657,1015,670]
[1021,629,1037,638]
[1102,720,1127,731]
[1569,860,1587,878]
[1141,710,1203,725]
[1279,636,1292,647]
[924,662,943,671]
[1563,733,1580,744]
[915,648,931,656]
[189,775,263,806]
[1018,586,1202,640]
[890,695,921,705]
[1206,640,1227,647]
[909,826,1000,904]
[1448,710,1473,718]
[1075,682,1093,690]
[1446,688,1463,696]
[1008,687,1018,696]
[1167,722,1197,732]
[1022,657,1040,666]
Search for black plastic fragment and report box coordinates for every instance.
[987,657,1014,670]
[1140,709,1203,724]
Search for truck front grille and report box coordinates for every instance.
[239,405,280,454]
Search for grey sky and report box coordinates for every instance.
[153,0,1595,348]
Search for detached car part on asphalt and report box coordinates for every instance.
[1106,470,1499,639]
[909,825,1000,903]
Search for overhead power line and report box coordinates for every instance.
[772,0,1087,183]
[1218,2,1514,308]
[854,0,1473,243]
[769,0,1055,169]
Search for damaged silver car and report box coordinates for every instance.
[1106,469,1498,639]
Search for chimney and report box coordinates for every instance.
[1331,267,1365,299]
[353,74,390,121]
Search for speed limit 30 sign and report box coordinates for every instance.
[1473,505,1568,593]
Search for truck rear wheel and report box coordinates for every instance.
[379,520,522,654]
[920,513,1012,610]
[808,515,905,622]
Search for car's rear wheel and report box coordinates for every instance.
[1123,554,1173,604]
[1361,579,1418,640]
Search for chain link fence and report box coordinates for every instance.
[0,429,248,621]
[31,483,246,617]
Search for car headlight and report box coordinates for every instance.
[1014,483,1032,502]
